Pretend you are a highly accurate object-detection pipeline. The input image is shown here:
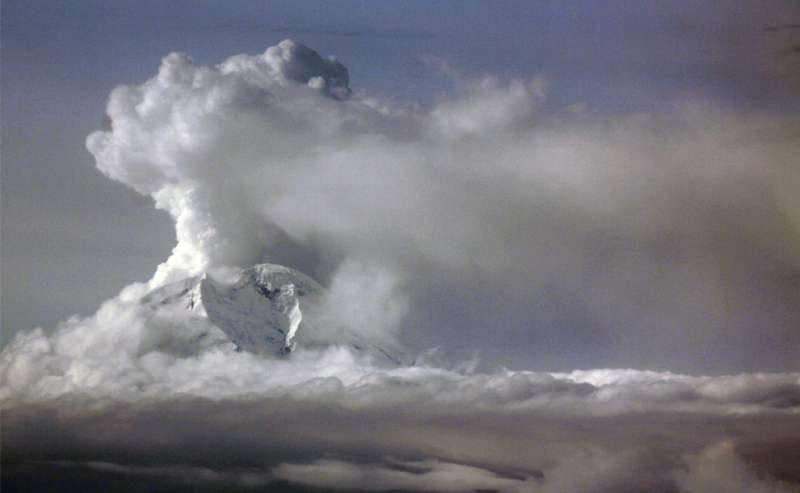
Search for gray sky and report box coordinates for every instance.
[2,0,800,373]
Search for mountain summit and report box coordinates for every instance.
[140,263,404,364]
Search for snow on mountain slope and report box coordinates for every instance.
[141,263,404,364]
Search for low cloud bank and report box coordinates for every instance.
[2,290,800,413]
[3,372,800,492]
[2,314,800,491]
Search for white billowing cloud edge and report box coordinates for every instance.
[2,288,799,415]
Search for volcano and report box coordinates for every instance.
[140,263,404,364]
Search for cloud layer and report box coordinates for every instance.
[4,362,800,492]
[3,306,800,491]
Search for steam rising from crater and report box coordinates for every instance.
[81,39,800,370]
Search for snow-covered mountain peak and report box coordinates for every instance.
[141,263,404,364]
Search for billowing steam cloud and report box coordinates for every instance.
[3,40,800,492]
[79,39,800,371]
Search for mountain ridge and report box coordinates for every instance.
[141,263,404,364]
